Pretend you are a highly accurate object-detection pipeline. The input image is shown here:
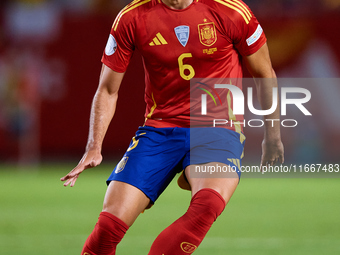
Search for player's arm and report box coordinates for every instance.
[61,65,125,187]
[244,43,284,166]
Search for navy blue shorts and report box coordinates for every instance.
[107,126,245,203]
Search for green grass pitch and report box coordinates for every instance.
[0,163,339,255]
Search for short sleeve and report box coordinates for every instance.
[229,3,267,56]
[101,13,135,73]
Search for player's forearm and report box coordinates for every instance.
[85,65,124,152]
[255,71,281,142]
[86,89,118,152]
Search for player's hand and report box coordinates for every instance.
[260,138,284,169]
[60,149,103,187]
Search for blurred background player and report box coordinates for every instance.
[61,0,284,254]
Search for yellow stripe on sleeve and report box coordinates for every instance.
[113,0,152,31]
[231,0,251,18]
[112,0,139,28]
[214,0,250,24]
[223,0,252,20]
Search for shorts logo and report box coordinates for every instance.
[105,34,117,56]
[180,242,197,253]
[175,26,190,47]
[198,22,217,47]
[115,156,128,174]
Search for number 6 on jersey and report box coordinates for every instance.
[178,53,195,80]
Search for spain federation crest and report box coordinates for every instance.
[175,25,190,47]
[198,22,217,47]
[115,156,128,174]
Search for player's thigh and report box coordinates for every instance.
[103,180,150,227]
[185,163,239,203]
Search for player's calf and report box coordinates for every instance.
[81,212,128,255]
[148,188,226,254]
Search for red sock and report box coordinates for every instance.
[148,188,226,255]
[81,212,129,255]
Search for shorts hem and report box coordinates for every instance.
[106,179,156,203]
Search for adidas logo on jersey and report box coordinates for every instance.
[149,33,168,46]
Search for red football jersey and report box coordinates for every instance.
[102,0,266,130]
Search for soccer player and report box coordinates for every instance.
[61,0,284,254]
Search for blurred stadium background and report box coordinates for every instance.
[0,0,339,254]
